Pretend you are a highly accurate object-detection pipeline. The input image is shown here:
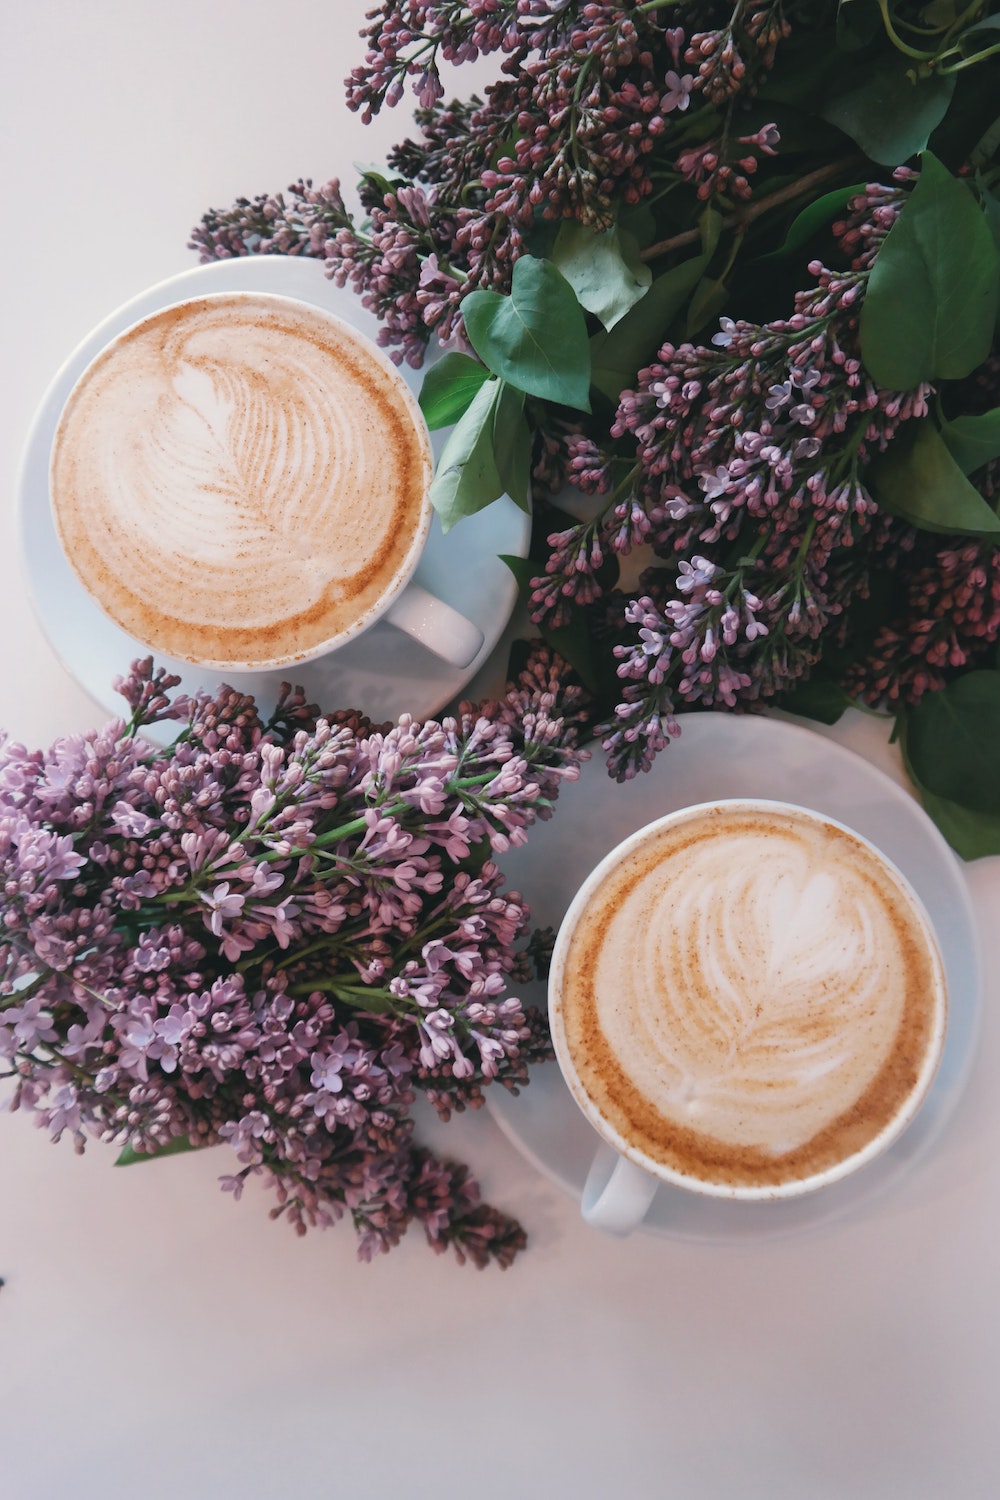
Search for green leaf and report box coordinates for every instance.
[499,554,600,692]
[780,673,852,725]
[870,421,1000,535]
[860,152,1000,389]
[836,0,882,50]
[904,671,1000,815]
[116,1135,198,1167]
[419,353,490,430]
[939,407,1000,474]
[898,712,1000,858]
[461,256,591,411]
[353,162,404,197]
[982,186,1000,251]
[820,55,955,165]
[492,383,532,511]
[973,119,1000,175]
[428,378,505,532]
[543,613,602,696]
[699,206,724,259]
[618,202,656,249]
[550,221,652,331]
[589,253,708,401]
[500,553,532,589]
[752,184,866,266]
[757,30,841,108]
[912,783,1000,859]
[686,275,730,339]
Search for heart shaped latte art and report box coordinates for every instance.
[50,294,432,669]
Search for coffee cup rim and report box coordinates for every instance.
[48,289,436,674]
[548,796,950,1203]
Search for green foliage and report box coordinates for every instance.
[910,780,1000,859]
[428,378,506,532]
[400,3,1000,855]
[940,407,1000,474]
[751,184,866,267]
[869,421,1000,535]
[550,221,652,331]
[419,353,491,430]
[821,55,955,165]
[955,13,1000,60]
[590,254,709,401]
[905,670,1000,816]
[780,674,852,725]
[499,554,601,692]
[492,383,532,511]
[462,255,591,410]
[860,152,1000,390]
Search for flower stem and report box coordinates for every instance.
[640,156,865,263]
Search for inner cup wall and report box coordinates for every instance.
[48,291,434,672]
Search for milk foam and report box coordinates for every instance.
[557,805,945,1188]
[50,294,432,668]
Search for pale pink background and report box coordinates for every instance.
[1,5,998,1497]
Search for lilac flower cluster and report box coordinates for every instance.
[188,6,1000,798]
[192,2,799,363]
[844,539,1000,707]
[0,655,588,1267]
[347,1,643,123]
[188,178,355,265]
[517,179,945,777]
[843,351,1000,706]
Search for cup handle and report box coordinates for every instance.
[384,583,484,668]
[581,1143,660,1236]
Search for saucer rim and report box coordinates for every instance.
[487,711,982,1243]
[18,255,531,729]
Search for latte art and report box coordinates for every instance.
[50,293,433,669]
[555,804,946,1192]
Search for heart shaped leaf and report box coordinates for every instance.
[550,221,652,331]
[461,256,591,411]
[860,152,1000,390]
[821,57,954,166]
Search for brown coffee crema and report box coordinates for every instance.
[556,805,946,1191]
[50,293,433,669]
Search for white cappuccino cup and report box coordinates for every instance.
[48,290,483,674]
[548,799,949,1235]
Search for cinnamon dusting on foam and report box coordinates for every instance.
[50,293,433,669]
[556,806,946,1190]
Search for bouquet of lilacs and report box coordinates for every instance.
[192,0,1000,858]
[0,653,587,1266]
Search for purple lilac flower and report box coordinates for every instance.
[0,653,588,1267]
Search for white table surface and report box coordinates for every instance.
[2,6,998,1498]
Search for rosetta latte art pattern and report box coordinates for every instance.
[50,294,431,669]
[557,806,945,1189]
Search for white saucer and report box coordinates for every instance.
[18,256,530,734]
[491,713,982,1241]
